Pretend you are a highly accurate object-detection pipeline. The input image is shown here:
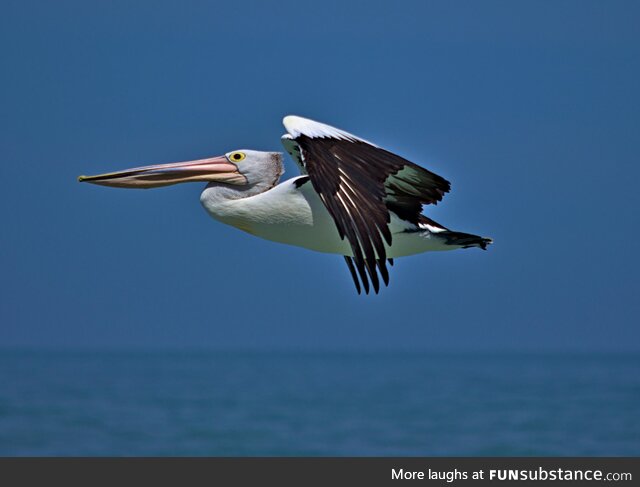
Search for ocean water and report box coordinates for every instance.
[0,350,638,456]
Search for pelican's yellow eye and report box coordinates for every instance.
[229,152,246,162]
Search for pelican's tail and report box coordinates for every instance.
[440,230,493,250]
[418,215,492,250]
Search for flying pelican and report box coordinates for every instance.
[79,116,492,294]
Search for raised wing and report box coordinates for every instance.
[281,115,450,294]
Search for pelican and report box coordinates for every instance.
[79,116,492,294]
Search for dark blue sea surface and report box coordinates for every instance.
[0,351,638,456]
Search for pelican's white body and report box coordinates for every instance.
[200,177,453,258]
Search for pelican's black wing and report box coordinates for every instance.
[281,116,450,294]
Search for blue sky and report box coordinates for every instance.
[1,0,638,351]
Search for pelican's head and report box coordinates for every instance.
[78,150,283,189]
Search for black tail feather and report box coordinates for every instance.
[441,231,493,250]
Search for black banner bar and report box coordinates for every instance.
[2,458,638,487]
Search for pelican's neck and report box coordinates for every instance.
[199,181,275,228]
[199,154,284,226]
[202,182,261,202]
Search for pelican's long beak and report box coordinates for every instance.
[78,155,246,188]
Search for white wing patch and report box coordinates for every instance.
[283,115,377,146]
[281,134,306,173]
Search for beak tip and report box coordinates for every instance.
[78,175,87,182]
